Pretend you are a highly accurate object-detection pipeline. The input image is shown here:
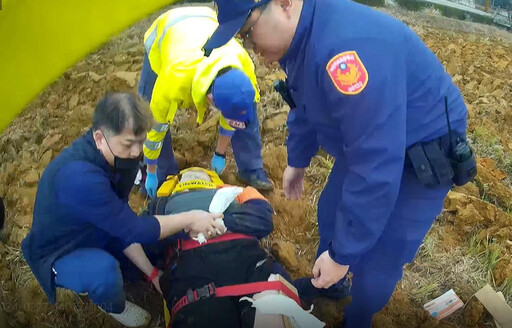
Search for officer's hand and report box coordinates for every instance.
[145,172,158,198]
[311,250,349,289]
[185,210,225,238]
[283,166,306,200]
[211,153,226,175]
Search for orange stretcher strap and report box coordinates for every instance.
[170,280,301,322]
[236,186,268,204]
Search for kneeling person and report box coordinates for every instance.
[22,93,224,327]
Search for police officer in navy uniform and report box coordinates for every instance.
[203,0,476,326]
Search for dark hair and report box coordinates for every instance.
[92,92,153,136]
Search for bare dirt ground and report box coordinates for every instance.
[0,4,511,328]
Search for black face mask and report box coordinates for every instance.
[113,154,142,171]
[103,132,142,172]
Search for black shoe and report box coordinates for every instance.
[237,169,274,191]
[293,276,351,303]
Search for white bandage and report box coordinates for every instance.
[193,218,227,244]
[192,187,243,244]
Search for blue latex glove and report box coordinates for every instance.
[145,172,158,198]
[211,153,226,175]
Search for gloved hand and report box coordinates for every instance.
[145,172,158,198]
[211,153,226,175]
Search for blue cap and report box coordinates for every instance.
[203,0,272,54]
[212,68,255,129]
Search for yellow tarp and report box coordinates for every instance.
[0,0,180,133]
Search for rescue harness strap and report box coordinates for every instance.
[170,281,302,322]
[168,233,301,326]
[177,232,255,251]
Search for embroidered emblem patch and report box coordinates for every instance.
[326,51,368,95]
[226,119,246,129]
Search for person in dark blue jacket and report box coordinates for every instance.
[21,93,224,328]
[204,1,475,327]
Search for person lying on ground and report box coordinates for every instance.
[146,167,352,328]
[21,93,224,328]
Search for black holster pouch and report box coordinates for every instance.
[273,80,296,109]
[406,139,454,187]
[406,134,477,187]
[450,138,478,186]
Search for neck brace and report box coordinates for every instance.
[156,167,224,197]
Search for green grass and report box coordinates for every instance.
[418,233,437,259]
[410,281,440,300]
[484,245,502,281]
[421,5,443,16]
[467,233,481,256]
[466,234,503,282]
[395,0,495,24]
[499,276,512,302]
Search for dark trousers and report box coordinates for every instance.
[53,248,126,313]
[52,240,169,313]
[317,161,451,328]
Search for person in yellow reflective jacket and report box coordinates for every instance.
[139,6,273,198]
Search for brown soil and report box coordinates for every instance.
[374,291,439,328]
[1,4,512,328]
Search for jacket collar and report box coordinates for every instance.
[279,0,316,71]
[81,129,113,173]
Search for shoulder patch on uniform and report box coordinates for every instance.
[326,51,368,95]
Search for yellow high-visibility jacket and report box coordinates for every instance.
[142,6,260,162]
